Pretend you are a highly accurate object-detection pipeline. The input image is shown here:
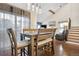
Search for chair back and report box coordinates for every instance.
[35,28,56,55]
[7,28,17,48]
[67,26,79,42]
[37,28,56,42]
[23,29,37,33]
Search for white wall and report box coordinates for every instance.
[42,3,79,28]
[51,3,79,27]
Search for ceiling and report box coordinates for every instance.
[37,3,67,22]
[8,3,67,22]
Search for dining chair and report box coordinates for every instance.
[7,28,30,56]
[23,29,37,33]
[35,29,56,56]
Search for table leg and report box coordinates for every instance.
[31,36,35,56]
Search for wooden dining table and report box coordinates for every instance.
[23,32,38,56]
[21,28,56,56]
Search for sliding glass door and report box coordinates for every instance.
[16,16,30,41]
[0,11,30,55]
[0,12,4,55]
[0,12,16,55]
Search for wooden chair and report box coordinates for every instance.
[35,28,56,56]
[23,29,37,33]
[64,26,79,55]
[7,28,30,56]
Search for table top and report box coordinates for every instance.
[22,32,55,36]
[22,28,57,36]
[23,32,38,35]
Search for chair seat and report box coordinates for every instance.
[17,40,30,49]
[38,38,52,46]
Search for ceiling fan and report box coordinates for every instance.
[49,10,55,14]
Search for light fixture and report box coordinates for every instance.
[38,6,42,14]
[35,3,39,14]
[27,3,31,10]
[27,3,42,14]
[31,3,35,11]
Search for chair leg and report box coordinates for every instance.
[15,49,18,56]
[51,41,54,55]
[23,48,26,56]
[28,44,31,56]
[42,46,45,56]
[20,49,23,56]
[11,48,14,56]
[36,46,38,56]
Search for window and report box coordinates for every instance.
[22,17,29,29]
[0,10,30,55]
[16,16,30,41]
[58,21,68,33]
[0,12,4,30]
[0,12,3,19]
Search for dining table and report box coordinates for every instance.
[21,28,56,56]
[21,31,38,56]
